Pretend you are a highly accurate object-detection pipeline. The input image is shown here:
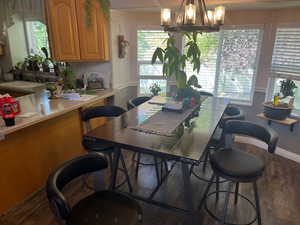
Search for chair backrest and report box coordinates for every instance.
[199,91,214,97]
[224,120,279,153]
[81,105,126,122]
[220,106,245,127]
[46,153,108,220]
[127,96,151,110]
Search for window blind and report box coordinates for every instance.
[271,27,300,79]
[137,30,168,62]
[217,28,261,101]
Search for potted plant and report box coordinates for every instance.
[263,79,298,120]
[149,83,162,96]
[151,32,202,103]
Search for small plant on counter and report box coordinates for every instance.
[149,83,161,96]
[61,66,76,90]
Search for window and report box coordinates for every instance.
[25,21,50,56]
[267,26,300,114]
[185,26,263,104]
[137,30,169,95]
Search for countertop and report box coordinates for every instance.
[0,89,115,137]
[0,81,46,93]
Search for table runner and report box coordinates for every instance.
[129,96,208,137]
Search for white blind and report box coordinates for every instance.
[185,27,262,102]
[217,28,262,101]
[137,30,168,62]
[271,27,300,79]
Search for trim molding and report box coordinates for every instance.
[235,136,300,164]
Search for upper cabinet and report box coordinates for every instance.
[45,0,110,62]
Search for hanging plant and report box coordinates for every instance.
[85,0,111,28]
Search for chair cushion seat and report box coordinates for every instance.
[82,139,115,152]
[67,191,142,225]
[211,148,265,178]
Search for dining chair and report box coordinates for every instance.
[81,105,133,192]
[46,153,143,225]
[127,96,167,184]
[198,120,279,225]
[127,96,152,111]
[190,105,245,178]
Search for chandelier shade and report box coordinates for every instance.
[160,0,225,33]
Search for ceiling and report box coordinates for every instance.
[111,0,300,10]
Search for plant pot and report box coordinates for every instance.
[263,102,293,120]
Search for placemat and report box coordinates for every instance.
[129,96,208,136]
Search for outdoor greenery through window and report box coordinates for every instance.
[138,30,168,95]
[185,27,262,103]
[267,26,300,114]
[25,21,50,56]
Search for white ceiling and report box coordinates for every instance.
[111,0,300,10]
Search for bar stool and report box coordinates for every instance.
[199,120,279,225]
[81,105,133,192]
[127,96,168,184]
[190,105,245,181]
[47,153,143,225]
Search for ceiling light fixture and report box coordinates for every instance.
[161,0,225,32]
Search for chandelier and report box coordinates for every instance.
[160,0,225,32]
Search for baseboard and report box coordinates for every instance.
[235,136,300,164]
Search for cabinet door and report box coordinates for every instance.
[46,0,81,61]
[76,0,110,61]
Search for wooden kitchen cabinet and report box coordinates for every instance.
[46,0,110,62]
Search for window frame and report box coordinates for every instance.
[266,23,300,116]
[137,27,168,95]
[183,24,264,105]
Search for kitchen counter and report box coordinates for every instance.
[0,88,115,137]
[0,88,114,214]
[0,81,46,93]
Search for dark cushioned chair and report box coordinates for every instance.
[199,120,279,225]
[46,153,142,225]
[81,105,132,192]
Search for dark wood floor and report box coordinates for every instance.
[1,143,300,225]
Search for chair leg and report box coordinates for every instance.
[253,181,262,225]
[220,181,234,225]
[154,156,161,185]
[164,160,168,174]
[135,153,141,179]
[108,152,114,176]
[120,152,133,193]
[216,175,220,201]
[202,149,210,172]
[132,152,137,161]
[198,173,215,210]
[234,182,239,205]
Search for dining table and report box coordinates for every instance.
[84,96,229,225]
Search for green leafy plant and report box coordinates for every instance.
[85,0,110,27]
[151,32,202,100]
[280,79,297,99]
[149,83,162,96]
[61,67,76,90]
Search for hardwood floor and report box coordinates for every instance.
[1,143,300,225]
